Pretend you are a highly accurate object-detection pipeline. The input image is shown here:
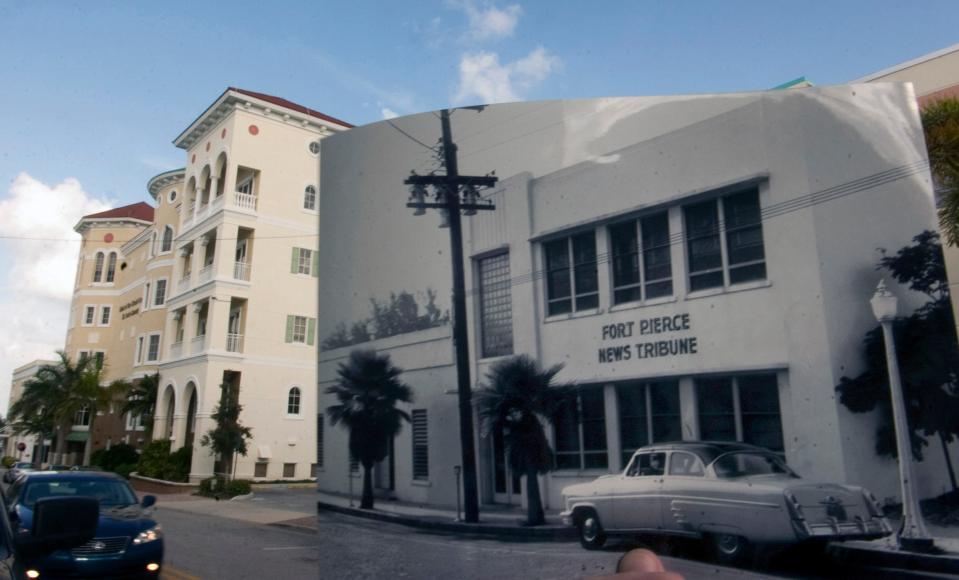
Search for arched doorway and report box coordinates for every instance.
[161,385,176,440]
[184,383,198,448]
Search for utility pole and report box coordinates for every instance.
[405,108,497,523]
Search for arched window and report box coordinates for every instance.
[161,226,174,253]
[287,387,301,415]
[106,252,117,283]
[93,252,105,282]
[303,185,317,211]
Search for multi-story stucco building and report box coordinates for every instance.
[317,84,955,513]
[9,87,350,481]
[2,359,58,463]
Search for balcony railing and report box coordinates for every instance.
[234,261,250,281]
[169,341,183,359]
[226,333,244,353]
[177,276,191,293]
[199,264,214,284]
[234,191,258,212]
[190,335,206,354]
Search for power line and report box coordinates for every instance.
[386,120,439,152]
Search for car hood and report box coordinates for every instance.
[18,504,157,536]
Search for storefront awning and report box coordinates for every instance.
[66,431,89,442]
[257,445,272,459]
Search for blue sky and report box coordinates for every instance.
[0,0,957,411]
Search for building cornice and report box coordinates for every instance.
[74,217,153,235]
[173,89,351,151]
[147,168,186,200]
[853,42,959,84]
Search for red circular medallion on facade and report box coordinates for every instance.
[104,233,114,243]
[248,124,259,135]
[221,128,227,139]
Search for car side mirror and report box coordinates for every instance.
[141,495,156,509]
[13,497,99,559]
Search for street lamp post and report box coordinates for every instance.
[405,108,497,524]
[870,279,935,552]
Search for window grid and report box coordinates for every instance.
[161,226,174,253]
[297,248,312,275]
[84,306,96,326]
[254,461,268,478]
[74,406,91,427]
[545,233,598,316]
[616,381,681,467]
[695,374,783,452]
[610,212,673,305]
[685,189,766,292]
[303,185,317,210]
[555,389,607,470]
[93,253,104,282]
[100,306,111,326]
[154,279,167,307]
[147,334,161,362]
[292,316,307,343]
[412,409,429,480]
[283,463,296,478]
[478,252,513,358]
[287,387,301,415]
[106,253,117,283]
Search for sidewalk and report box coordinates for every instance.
[315,490,577,540]
[151,493,318,533]
[826,516,959,576]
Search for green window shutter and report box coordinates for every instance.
[285,315,294,343]
[307,318,316,346]
[291,247,299,274]
[311,250,319,277]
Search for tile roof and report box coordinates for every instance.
[229,87,354,128]
[82,201,155,223]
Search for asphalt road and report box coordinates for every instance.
[156,508,317,580]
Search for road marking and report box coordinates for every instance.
[262,546,315,551]
[162,565,203,580]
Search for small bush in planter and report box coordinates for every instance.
[115,462,138,479]
[1,456,17,469]
[198,476,251,498]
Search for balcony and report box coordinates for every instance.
[211,194,225,211]
[169,341,183,359]
[190,335,206,354]
[198,264,214,284]
[234,261,250,281]
[177,276,191,294]
[234,191,258,212]
[226,333,244,353]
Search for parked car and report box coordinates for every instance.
[6,472,162,578]
[3,464,34,485]
[560,441,892,563]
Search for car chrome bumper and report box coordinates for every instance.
[795,517,893,540]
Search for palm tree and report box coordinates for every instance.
[8,351,115,466]
[326,349,413,510]
[476,355,574,526]
[120,372,160,437]
[923,98,959,245]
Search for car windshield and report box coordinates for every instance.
[711,452,797,478]
[20,479,138,508]
[14,463,33,469]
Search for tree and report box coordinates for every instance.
[200,382,253,480]
[326,350,413,510]
[8,351,113,466]
[321,287,450,350]
[836,230,959,491]
[120,372,160,436]
[923,98,959,246]
[475,355,575,525]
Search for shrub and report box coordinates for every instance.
[164,446,192,482]
[1,456,17,468]
[115,462,138,479]
[197,476,251,498]
[91,443,140,473]
[137,440,172,479]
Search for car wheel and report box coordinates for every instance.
[577,510,607,550]
[709,533,751,565]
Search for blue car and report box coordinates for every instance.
[6,471,163,578]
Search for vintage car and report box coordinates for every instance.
[560,442,892,562]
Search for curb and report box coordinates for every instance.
[268,520,318,534]
[827,541,959,576]
[317,500,577,541]
[230,492,255,501]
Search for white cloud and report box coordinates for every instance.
[458,1,522,40]
[0,173,111,414]
[455,46,561,104]
[381,107,400,120]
